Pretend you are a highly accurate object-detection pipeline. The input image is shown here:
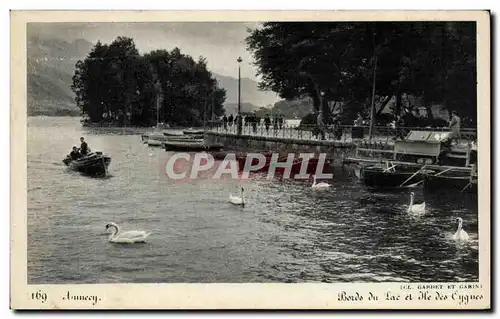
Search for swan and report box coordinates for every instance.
[105,222,151,243]
[407,192,425,214]
[312,175,331,189]
[229,187,245,207]
[452,217,469,241]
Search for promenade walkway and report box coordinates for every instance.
[208,124,476,144]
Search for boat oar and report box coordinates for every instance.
[460,182,472,192]
[102,155,108,177]
[405,180,423,188]
[399,165,427,188]
[383,163,397,173]
[405,167,454,188]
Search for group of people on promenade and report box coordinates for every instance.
[221,113,285,133]
[351,110,462,141]
[216,108,463,144]
[68,137,90,161]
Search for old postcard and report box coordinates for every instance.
[10,10,490,309]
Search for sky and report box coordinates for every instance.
[29,22,263,81]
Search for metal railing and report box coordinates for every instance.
[208,123,477,144]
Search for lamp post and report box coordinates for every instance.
[237,56,243,135]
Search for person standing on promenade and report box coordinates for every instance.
[317,111,326,140]
[228,114,234,127]
[264,114,271,134]
[251,112,258,133]
[352,113,364,140]
[222,115,228,131]
[449,110,461,141]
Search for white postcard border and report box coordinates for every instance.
[10,10,491,309]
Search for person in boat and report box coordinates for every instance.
[69,146,83,160]
[449,110,461,141]
[79,137,89,156]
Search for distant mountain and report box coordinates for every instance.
[27,36,94,116]
[223,102,261,116]
[26,33,279,117]
[213,73,279,109]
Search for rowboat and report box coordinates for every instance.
[62,152,111,177]
[423,164,478,194]
[346,130,477,190]
[358,164,428,188]
[183,128,204,135]
[164,140,223,152]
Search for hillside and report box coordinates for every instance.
[27,36,94,116]
[27,33,279,117]
[213,73,278,108]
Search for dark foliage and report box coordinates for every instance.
[246,22,477,126]
[72,37,226,126]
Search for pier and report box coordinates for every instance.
[204,124,477,165]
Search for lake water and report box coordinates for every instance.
[27,116,479,284]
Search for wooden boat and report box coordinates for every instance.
[423,164,478,193]
[423,174,477,193]
[164,140,223,152]
[163,131,184,137]
[346,130,477,190]
[183,128,204,136]
[164,136,205,142]
[146,133,170,147]
[146,131,198,145]
[358,164,428,188]
[62,152,111,177]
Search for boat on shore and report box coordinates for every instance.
[62,152,111,177]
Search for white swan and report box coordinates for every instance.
[452,217,469,241]
[312,175,331,189]
[105,222,151,243]
[408,192,425,214]
[229,187,245,207]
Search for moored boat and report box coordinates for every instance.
[62,152,111,177]
[423,164,478,194]
[346,130,477,190]
[358,163,429,188]
[164,140,223,152]
[183,128,204,135]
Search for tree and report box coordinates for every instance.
[72,38,227,126]
[246,22,477,126]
